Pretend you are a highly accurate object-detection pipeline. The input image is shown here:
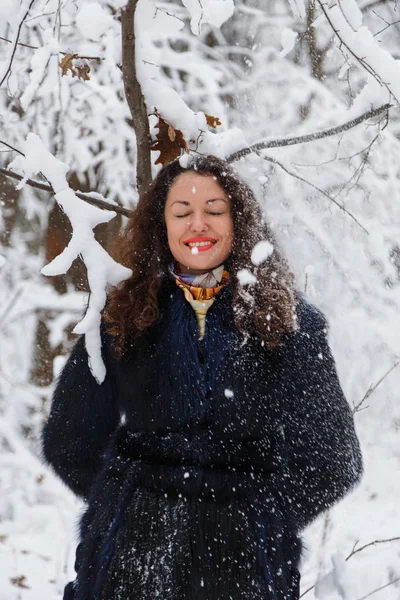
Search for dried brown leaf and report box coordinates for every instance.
[59,53,77,77]
[205,114,222,128]
[151,112,187,166]
[59,54,91,81]
[75,63,91,81]
[10,575,30,589]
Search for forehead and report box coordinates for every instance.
[166,171,229,205]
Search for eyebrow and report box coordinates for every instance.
[170,197,228,207]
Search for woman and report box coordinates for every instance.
[42,155,363,600]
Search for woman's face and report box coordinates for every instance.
[164,171,234,275]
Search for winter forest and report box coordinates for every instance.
[0,0,400,598]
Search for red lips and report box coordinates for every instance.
[183,236,217,244]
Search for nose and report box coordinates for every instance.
[189,211,208,233]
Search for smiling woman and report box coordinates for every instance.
[164,172,234,274]
[42,155,363,600]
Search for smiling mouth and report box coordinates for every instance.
[184,239,217,252]
[185,240,216,247]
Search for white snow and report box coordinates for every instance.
[315,554,356,599]
[237,268,257,285]
[279,28,298,58]
[0,0,18,26]
[287,0,306,20]
[251,240,274,266]
[181,0,234,35]
[20,38,59,111]
[75,3,114,42]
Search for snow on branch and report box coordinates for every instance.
[226,103,391,162]
[316,0,400,108]
[133,0,248,163]
[0,166,134,218]
[9,133,132,383]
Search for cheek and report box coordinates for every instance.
[224,221,234,246]
[165,219,176,241]
[166,220,185,248]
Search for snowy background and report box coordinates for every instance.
[0,0,399,598]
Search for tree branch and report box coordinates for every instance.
[316,0,400,105]
[361,0,392,11]
[226,104,391,162]
[0,167,133,218]
[0,0,37,89]
[121,0,152,198]
[346,536,400,560]
[258,153,369,234]
[300,536,400,597]
[0,36,104,61]
[353,361,399,413]
[357,577,400,600]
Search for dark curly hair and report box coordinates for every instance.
[104,155,299,355]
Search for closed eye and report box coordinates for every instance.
[175,212,224,218]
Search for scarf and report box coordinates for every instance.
[169,262,230,339]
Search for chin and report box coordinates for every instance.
[177,256,223,273]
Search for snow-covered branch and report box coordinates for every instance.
[8,133,132,383]
[226,103,391,161]
[0,166,133,218]
[316,0,400,107]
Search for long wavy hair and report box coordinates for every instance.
[104,155,299,355]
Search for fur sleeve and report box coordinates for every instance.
[41,326,119,500]
[275,299,363,531]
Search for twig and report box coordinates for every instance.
[226,104,391,162]
[346,537,400,560]
[259,153,369,234]
[361,0,393,11]
[0,35,37,50]
[357,577,400,600]
[121,0,152,198]
[0,35,104,61]
[0,140,25,156]
[0,286,23,326]
[353,361,399,413]
[300,584,314,597]
[0,0,37,89]
[300,536,400,597]
[336,128,383,199]
[0,167,133,218]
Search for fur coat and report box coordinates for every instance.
[42,277,363,600]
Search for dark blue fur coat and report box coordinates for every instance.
[42,277,363,600]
